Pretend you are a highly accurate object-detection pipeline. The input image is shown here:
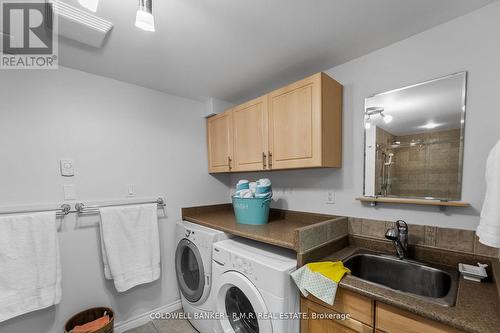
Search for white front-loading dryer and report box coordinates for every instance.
[175,220,231,333]
[212,238,299,333]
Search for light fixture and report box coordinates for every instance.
[421,122,440,129]
[382,114,393,124]
[365,106,392,126]
[78,0,99,12]
[135,0,155,32]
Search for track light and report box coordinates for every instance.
[135,0,155,32]
[382,114,393,124]
[366,106,393,124]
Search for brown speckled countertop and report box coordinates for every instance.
[181,204,347,252]
[321,241,500,333]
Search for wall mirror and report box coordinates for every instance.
[363,72,467,202]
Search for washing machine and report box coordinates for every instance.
[175,220,231,333]
[212,238,299,333]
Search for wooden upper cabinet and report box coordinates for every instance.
[207,111,233,173]
[206,72,342,173]
[232,96,268,172]
[268,72,342,170]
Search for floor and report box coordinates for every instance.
[124,313,198,333]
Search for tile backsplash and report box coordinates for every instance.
[298,217,349,252]
[348,217,499,258]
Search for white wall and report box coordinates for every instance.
[231,2,500,230]
[205,98,235,116]
[0,67,230,333]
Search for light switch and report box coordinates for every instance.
[63,184,77,200]
[60,159,74,177]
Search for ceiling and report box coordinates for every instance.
[365,72,466,136]
[57,0,495,103]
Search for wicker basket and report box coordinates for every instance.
[64,307,114,333]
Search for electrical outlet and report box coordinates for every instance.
[326,191,335,204]
[127,184,136,197]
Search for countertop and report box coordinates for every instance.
[321,243,500,333]
[181,204,347,252]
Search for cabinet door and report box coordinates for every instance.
[307,317,358,333]
[207,111,233,173]
[375,303,463,333]
[301,297,373,333]
[232,96,268,171]
[268,73,322,169]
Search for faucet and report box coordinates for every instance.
[385,220,408,259]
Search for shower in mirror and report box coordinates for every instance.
[363,72,467,201]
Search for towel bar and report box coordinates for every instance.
[0,204,71,217]
[75,197,165,215]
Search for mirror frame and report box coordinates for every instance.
[362,71,468,201]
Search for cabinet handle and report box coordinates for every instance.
[262,152,267,168]
[228,156,232,170]
[268,151,272,168]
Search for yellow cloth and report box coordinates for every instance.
[306,261,350,283]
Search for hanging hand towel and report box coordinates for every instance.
[291,261,350,305]
[477,140,500,248]
[0,212,61,323]
[99,204,160,292]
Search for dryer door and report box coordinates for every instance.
[215,271,272,333]
[175,239,205,303]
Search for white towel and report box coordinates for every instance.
[257,178,271,186]
[249,182,258,194]
[99,204,161,292]
[477,140,500,248]
[235,189,254,198]
[0,212,61,323]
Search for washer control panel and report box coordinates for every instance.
[214,244,272,283]
[229,253,256,280]
[183,229,211,251]
[213,239,297,298]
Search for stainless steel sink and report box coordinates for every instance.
[343,252,458,306]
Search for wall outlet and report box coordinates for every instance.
[127,184,136,197]
[326,191,335,204]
